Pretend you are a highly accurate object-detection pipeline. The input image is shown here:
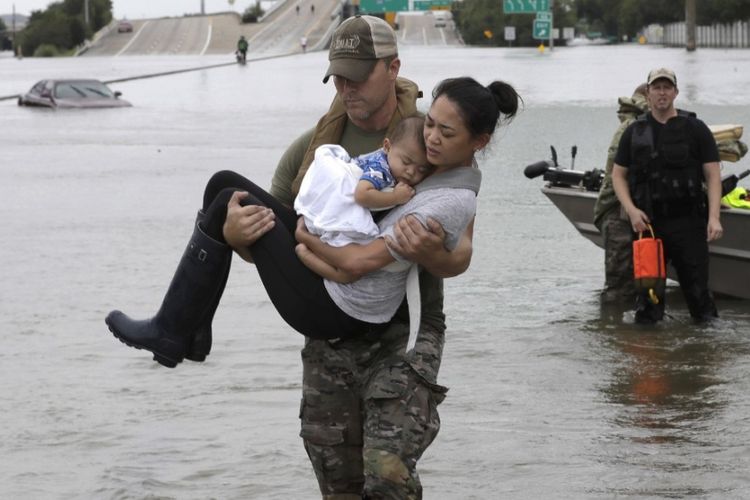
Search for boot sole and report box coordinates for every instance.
[106,324,181,368]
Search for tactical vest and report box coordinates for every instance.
[628,110,704,218]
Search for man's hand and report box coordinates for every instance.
[707,216,723,242]
[385,215,444,262]
[626,207,651,233]
[223,191,275,253]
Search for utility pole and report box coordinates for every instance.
[549,0,554,51]
[84,0,89,26]
[201,0,205,15]
[685,0,696,51]
[12,3,17,56]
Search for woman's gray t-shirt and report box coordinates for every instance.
[324,169,478,323]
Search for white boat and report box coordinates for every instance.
[525,162,750,300]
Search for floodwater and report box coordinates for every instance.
[2,46,750,499]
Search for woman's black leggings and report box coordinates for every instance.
[200,170,372,339]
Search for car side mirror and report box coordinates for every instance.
[40,89,52,98]
[114,91,122,98]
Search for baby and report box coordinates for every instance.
[294,115,433,247]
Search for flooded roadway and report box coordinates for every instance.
[1,45,750,499]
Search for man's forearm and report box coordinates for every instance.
[704,162,722,220]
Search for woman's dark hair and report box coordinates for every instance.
[432,77,522,137]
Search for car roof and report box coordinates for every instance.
[33,79,109,86]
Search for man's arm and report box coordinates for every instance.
[270,128,315,207]
[385,215,473,278]
[612,164,650,232]
[703,161,723,241]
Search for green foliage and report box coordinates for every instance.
[696,0,750,24]
[454,0,576,46]
[242,2,265,23]
[456,0,750,46]
[33,43,61,57]
[18,0,113,56]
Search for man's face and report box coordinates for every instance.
[646,79,678,113]
[333,58,399,125]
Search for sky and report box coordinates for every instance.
[3,1,251,20]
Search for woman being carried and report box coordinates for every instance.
[104,76,520,367]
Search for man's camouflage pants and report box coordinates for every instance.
[599,207,637,303]
[299,335,446,500]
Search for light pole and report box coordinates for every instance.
[84,0,89,26]
[685,0,696,51]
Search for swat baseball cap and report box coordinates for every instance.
[323,15,398,83]
[647,67,677,86]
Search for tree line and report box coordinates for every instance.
[10,0,112,56]
[454,0,750,46]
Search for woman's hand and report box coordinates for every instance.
[385,215,445,261]
[386,215,473,278]
[223,191,275,261]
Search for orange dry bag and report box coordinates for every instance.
[632,224,666,304]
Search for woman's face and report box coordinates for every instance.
[423,95,489,170]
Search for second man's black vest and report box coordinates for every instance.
[628,110,704,218]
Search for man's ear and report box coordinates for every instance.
[388,57,401,80]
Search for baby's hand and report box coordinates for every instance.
[393,182,416,204]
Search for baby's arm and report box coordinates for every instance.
[354,180,415,209]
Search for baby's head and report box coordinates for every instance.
[384,116,433,186]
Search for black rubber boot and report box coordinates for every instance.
[184,210,232,362]
[105,221,231,368]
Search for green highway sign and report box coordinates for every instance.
[536,11,552,21]
[360,0,409,13]
[413,0,452,10]
[533,19,551,39]
[503,0,550,13]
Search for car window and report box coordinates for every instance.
[54,81,115,99]
[31,81,46,95]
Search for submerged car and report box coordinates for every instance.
[17,79,132,109]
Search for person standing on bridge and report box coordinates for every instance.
[612,67,722,324]
[236,35,248,63]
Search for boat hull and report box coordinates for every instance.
[542,185,750,300]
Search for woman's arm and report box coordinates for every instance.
[385,215,474,278]
[295,218,395,280]
[295,243,357,283]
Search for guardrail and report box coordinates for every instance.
[643,20,750,48]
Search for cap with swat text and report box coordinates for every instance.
[323,15,398,83]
